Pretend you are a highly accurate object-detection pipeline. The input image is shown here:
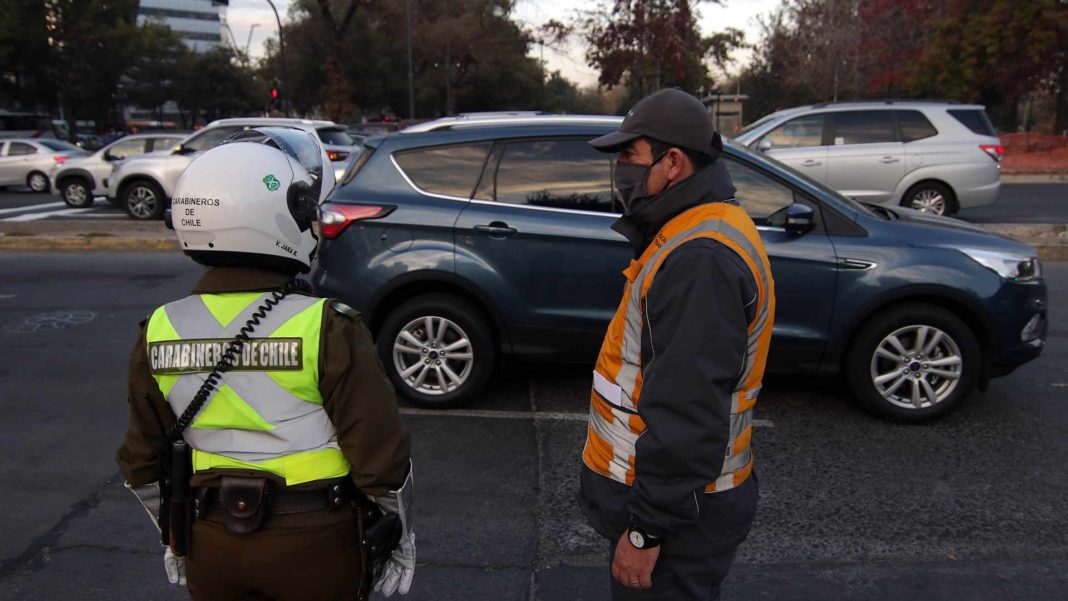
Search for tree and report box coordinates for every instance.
[174,47,264,127]
[124,22,187,124]
[576,0,744,98]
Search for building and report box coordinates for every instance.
[137,0,223,53]
[702,93,749,137]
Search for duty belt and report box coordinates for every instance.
[193,476,354,534]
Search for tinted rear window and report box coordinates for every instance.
[896,110,938,142]
[947,109,996,136]
[493,139,615,212]
[38,139,82,152]
[394,143,490,198]
[317,128,353,145]
[830,111,896,145]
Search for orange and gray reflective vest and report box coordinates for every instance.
[582,202,775,493]
[145,292,350,486]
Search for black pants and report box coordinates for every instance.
[608,542,738,601]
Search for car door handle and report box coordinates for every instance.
[801,160,821,167]
[880,156,900,164]
[473,222,517,237]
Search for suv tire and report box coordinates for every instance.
[376,293,495,407]
[902,181,955,216]
[60,177,93,208]
[846,304,980,422]
[123,179,166,220]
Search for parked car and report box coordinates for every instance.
[51,133,187,208]
[0,138,87,192]
[733,101,1003,216]
[312,115,1046,421]
[107,118,356,220]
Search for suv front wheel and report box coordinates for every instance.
[123,179,166,220]
[376,293,495,407]
[846,304,980,422]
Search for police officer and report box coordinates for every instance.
[579,89,776,600]
[117,128,415,600]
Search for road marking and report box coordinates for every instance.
[0,294,14,299]
[398,406,773,427]
[3,207,93,221]
[0,201,65,216]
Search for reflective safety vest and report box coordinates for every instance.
[582,202,775,493]
[145,292,350,486]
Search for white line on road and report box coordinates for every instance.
[398,407,773,427]
[4,207,93,221]
[0,201,65,216]
[0,294,14,299]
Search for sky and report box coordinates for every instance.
[223,0,780,87]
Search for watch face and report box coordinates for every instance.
[629,529,645,548]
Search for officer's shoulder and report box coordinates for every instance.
[328,300,361,320]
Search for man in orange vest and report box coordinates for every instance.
[580,88,776,600]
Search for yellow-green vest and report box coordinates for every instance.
[146,291,350,486]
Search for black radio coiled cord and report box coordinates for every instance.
[165,279,310,440]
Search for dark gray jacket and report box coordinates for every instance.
[579,161,760,551]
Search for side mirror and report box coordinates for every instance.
[757,138,774,152]
[173,145,190,155]
[104,152,122,161]
[783,203,816,235]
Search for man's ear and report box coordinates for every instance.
[666,148,687,180]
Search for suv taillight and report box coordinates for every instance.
[327,150,349,161]
[980,144,1003,163]
[319,203,394,239]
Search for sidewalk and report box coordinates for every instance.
[3,219,1064,261]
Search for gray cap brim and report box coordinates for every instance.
[588,130,641,153]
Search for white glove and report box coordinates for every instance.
[374,531,415,597]
[373,462,415,597]
[164,546,186,586]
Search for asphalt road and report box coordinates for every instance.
[1,182,1066,223]
[0,252,1066,600]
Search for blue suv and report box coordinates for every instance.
[312,115,1047,421]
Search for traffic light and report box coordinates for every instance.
[269,78,281,109]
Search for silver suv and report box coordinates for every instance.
[50,133,187,207]
[107,118,356,220]
[733,101,1002,216]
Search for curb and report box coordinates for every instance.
[1001,173,1068,184]
[0,234,179,252]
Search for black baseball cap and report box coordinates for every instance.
[589,88,723,159]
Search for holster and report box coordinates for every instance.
[218,476,272,535]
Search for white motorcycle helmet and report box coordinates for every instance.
[170,127,336,273]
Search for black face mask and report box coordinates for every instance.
[613,151,667,213]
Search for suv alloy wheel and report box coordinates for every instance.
[123,179,166,220]
[60,178,93,208]
[376,293,495,407]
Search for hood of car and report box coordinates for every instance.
[113,151,187,174]
[881,205,1035,255]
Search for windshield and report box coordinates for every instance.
[38,139,82,152]
[317,127,354,146]
[723,139,874,217]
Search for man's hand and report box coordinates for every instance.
[612,531,660,589]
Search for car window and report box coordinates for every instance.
[106,137,148,159]
[830,111,896,145]
[150,137,184,152]
[8,142,37,156]
[763,115,825,148]
[394,143,491,198]
[183,126,242,152]
[317,128,353,146]
[722,158,795,223]
[897,110,938,142]
[38,139,81,152]
[0,142,6,155]
[947,109,996,136]
[493,139,615,212]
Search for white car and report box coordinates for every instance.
[0,139,87,193]
[50,133,187,207]
[107,118,356,220]
[733,101,1002,216]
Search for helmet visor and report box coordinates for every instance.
[224,127,326,198]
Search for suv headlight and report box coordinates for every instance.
[960,248,1042,282]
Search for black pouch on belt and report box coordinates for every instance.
[219,476,272,534]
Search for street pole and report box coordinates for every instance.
[406,0,415,120]
[265,0,289,116]
[245,23,260,58]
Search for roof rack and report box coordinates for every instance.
[809,99,962,108]
[402,114,623,133]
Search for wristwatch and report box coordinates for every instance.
[627,522,662,550]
